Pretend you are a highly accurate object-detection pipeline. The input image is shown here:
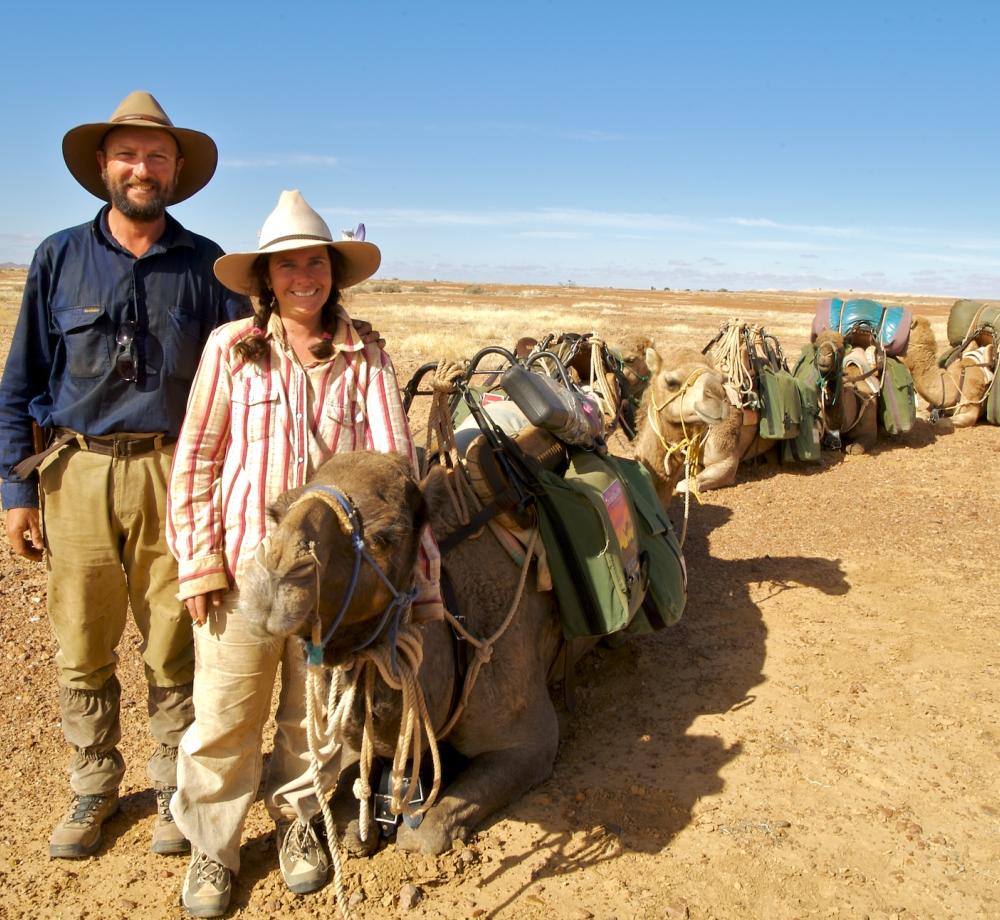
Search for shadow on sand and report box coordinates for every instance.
[467,502,848,916]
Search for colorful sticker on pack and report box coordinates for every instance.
[481,392,507,405]
[600,479,641,586]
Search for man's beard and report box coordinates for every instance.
[102,170,176,221]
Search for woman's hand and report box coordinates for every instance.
[185,590,225,627]
[352,318,386,349]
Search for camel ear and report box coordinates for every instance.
[645,347,661,375]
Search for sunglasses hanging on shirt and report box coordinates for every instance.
[115,320,139,382]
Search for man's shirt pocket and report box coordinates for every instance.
[51,303,111,378]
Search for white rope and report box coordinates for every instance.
[436,528,537,738]
[645,368,709,546]
[709,320,756,407]
[304,664,353,920]
[586,336,621,430]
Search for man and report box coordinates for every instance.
[0,91,250,859]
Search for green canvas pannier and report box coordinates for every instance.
[987,373,1000,425]
[758,366,802,440]
[947,300,1000,348]
[879,356,916,435]
[535,449,686,639]
[781,375,822,463]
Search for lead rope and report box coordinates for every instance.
[646,368,709,546]
[709,320,755,405]
[424,362,483,524]
[303,551,353,920]
[587,336,621,430]
[437,528,537,737]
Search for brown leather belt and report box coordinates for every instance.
[77,434,175,458]
[12,429,175,479]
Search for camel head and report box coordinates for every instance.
[643,345,728,431]
[814,329,846,378]
[239,451,425,666]
[615,333,654,399]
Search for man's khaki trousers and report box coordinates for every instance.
[40,440,194,795]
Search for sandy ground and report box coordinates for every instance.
[0,277,997,920]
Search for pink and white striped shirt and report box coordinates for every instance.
[167,308,441,614]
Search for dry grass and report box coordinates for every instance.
[0,269,956,369]
[0,269,26,328]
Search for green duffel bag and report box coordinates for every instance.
[879,357,916,435]
[535,449,685,639]
[947,300,1000,348]
[758,366,802,440]
[987,374,1000,425]
[781,376,822,463]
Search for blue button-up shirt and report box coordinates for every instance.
[0,207,251,508]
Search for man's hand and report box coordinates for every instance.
[352,318,386,349]
[184,590,225,627]
[5,507,43,562]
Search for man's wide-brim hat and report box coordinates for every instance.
[62,90,218,205]
[214,190,381,295]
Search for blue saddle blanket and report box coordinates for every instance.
[812,298,911,356]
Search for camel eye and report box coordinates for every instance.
[665,378,681,391]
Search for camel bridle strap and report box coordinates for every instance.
[285,483,417,669]
[646,366,710,546]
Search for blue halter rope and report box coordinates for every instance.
[295,483,417,672]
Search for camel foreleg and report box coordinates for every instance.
[395,704,559,854]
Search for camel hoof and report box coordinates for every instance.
[396,818,456,856]
[845,443,867,455]
[341,818,380,858]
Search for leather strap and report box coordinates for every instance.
[11,429,76,480]
[75,433,174,458]
[11,430,174,479]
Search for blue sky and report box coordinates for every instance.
[1,1,998,295]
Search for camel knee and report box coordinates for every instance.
[697,459,738,491]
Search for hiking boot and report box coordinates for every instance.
[182,849,231,918]
[48,791,119,858]
[276,818,329,894]
[152,786,190,856]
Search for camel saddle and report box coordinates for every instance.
[813,298,912,357]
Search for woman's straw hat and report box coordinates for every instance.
[62,90,217,204]
[214,190,381,295]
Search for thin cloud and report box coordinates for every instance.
[721,216,865,238]
[318,206,700,233]
[519,231,590,239]
[221,154,340,168]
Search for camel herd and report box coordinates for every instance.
[607,298,998,502]
[239,295,997,899]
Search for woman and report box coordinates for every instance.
[166,190,441,917]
